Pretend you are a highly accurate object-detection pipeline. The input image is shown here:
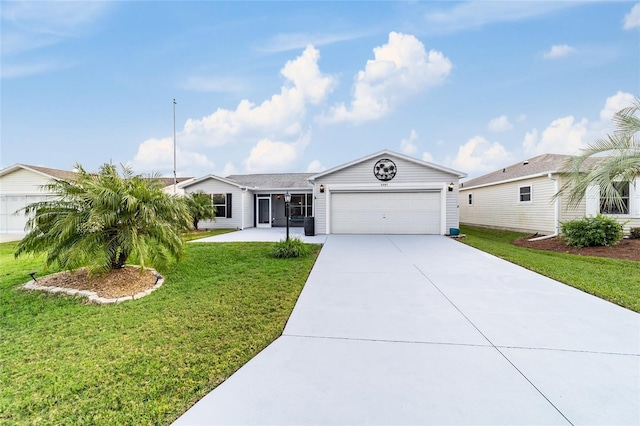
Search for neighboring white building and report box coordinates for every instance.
[459,154,640,235]
[0,164,193,235]
[0,164,76,235]
[181,149,467,235]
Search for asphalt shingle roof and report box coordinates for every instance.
[24,164,77,181]
[461,154,602,189]
[226,173,314,189]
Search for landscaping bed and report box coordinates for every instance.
[513,236,640,261]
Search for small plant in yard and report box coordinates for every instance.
[271,237,308,258]
[630,227,640,239]
[560,214,624,248]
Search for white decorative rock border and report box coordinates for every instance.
[22,269,164,305]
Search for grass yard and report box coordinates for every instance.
[0,240,321,425]
[459,225,640,312]
[182,228,236,241]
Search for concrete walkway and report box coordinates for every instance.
[191,227,327,244]
[174,235,640,425]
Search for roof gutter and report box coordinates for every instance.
[528,172,560,241]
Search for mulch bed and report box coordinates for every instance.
[512,236,640,262]
[33,266,159,299]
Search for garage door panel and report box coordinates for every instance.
[331,192,440,235]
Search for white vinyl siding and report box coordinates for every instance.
[459,176,556,234]
[0,168,60,234]
[331,192,441,234]
[185,179,243,230]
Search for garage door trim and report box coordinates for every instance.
[325,183,449,235]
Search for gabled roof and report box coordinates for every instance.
[0,164,77,181]
[309,149,467,180]
[226,173,313,190]
[460,154,603,189]
[179,174,248,190]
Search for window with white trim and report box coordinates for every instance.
[519,185,532,202]
[600,182,629,215]
[210,193,232,218]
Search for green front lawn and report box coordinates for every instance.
[0,240,321,425]
[459,225,640,312]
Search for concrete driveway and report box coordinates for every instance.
[174,235,640,425]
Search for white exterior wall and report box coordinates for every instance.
[0,168,58,233]
[459,175,557,234]
[314,154,461,234]
[242,190,254,229]
[184,179,244,230]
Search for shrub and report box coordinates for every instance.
[560,215,624,248]
[630,227,640,239]
[271,237,308,258]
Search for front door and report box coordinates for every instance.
[257,196,271,228]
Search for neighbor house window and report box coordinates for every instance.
[519,185,532,202]
[468,193,473,205]
[211,193,232,218]
[289,193,313,218]
[600,182,629,215]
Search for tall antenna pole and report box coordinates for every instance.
[173,98,177,195]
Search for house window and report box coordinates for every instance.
[211,193,232,218]
[468,193,473,205]
[600,182,629,215]
[519,185,532,202]
[289,193,312,218]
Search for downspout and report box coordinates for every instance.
[528,173,559,241]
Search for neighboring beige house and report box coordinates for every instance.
[458,154,640,235]
[181,149,467,235]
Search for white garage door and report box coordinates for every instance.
[331,191,441,234]
[0,195,50,234]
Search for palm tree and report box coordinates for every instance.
[557,98,639,213]
[184,190,216,230]
[15,163,192,273]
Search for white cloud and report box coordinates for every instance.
[522,116,589,155]
[516,114,527,123]
[222,162,237,177]
[323,32,452,124]
[599,91,635,121]
[244,140,298,173]
[259,32,365,53]
[543,44,576,59]
[424,2,580,34]
[400,129,419,155]
[487,115,513,132]
[243,132,311,173]
[306,160,325,173]
[623,3,640,30]
[451,136,515,175]
[180,45,335,147]
[422,152,434,163]
[131,137,215,176]
[522,91,635,156]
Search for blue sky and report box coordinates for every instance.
[2,1,639,179]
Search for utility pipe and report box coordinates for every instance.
[528,173,560,242]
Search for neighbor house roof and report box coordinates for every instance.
[310,149,467,180]
[0,164,77,181]
[156,177,194,187]
[226,173,314,190]
[460,154,603,190]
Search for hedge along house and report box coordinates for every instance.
[181,150,467,235]
[458,153,640,235]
